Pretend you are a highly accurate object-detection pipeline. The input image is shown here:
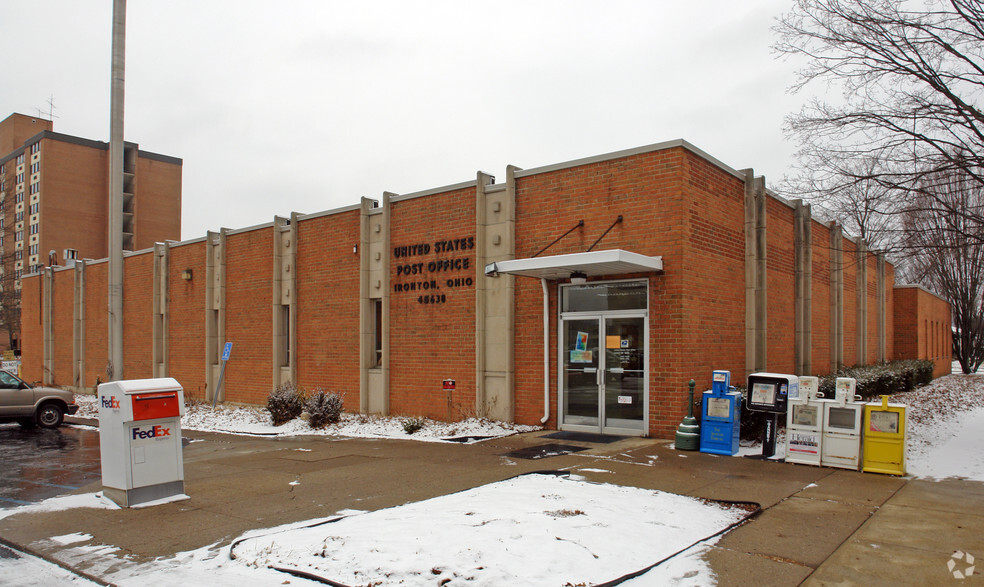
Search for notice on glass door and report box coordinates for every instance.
[571,331,593,363]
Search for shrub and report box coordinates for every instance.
[707,358,938,440]
[305,388,344,428]
[267,382,304,426]
[402,417,426,435]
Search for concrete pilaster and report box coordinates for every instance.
[829,224,844,372]
[744,170,767,375]
[877,252,887,363]
[42,267,53,385]
[856,240,868,365]
[152,242,168,378]
[793,200,813,375]
[272,215,297,388]
[475,168,516,421]
[72,261,85,390]
[360,196,390,415]
[205,229,226,402]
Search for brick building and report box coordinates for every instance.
[0,113,182,352]
[893,285,952,378]
[19,140,948,438]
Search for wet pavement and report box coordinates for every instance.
[0,424,101,506]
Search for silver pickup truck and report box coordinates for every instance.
[0,370,78,428]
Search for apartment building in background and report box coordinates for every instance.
[0,112,182,352]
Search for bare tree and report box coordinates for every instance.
[0,252,21,353]
[776,0,984,234]
[904,171,984,373]
[785,152,903,253]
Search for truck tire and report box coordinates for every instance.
[36,403,65,429]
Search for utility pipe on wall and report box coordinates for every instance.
[541,278,550,424]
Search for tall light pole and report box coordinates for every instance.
[108,0,125,381]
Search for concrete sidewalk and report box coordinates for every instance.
[0,425,981,585]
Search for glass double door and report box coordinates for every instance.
[562,315,646,435]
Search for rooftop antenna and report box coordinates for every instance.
[36,95,59,121]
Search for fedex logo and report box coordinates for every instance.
[101,396,121,409]
[132,425,170,440]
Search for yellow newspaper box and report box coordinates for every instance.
[862,395,907,476]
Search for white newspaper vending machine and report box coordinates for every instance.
[820,377,864,470]
[785,376,825,466]
[98,378,185,507]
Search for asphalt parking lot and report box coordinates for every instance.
[0,424,101,507]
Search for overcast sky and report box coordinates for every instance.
[2,1,808,241]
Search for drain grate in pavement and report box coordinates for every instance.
[443,435,495,444]
[502,443,588,460]
[541,431,627,444]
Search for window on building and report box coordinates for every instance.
[29,223,38,235]
[29,203,38,215]
[15,173,24,184]
[14,250,22,261]
[16,154,24,165]
[29,244,37,256]
[30,162,39,174]
[373,299,383,367]
[30,143,39,154]
[15,230,22,241]
[15,192,23,203]
[279,305,290,367]
[15,212,22,223]
[0,163,5,174]
[29,183,38,195]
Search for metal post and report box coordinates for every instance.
[107,0,126,381]
[675,379,700,451]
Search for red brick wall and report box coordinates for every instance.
[766,198,796,373]
[512,147,743,438]
[295,211,361,407]
[811,221,832,374]
[894,285,951,377]
[134,155,182,248]
[38,139,109,262]
[20,276,42,382]
[842,239,858,367]
[167,242,207,399]
[83,262,108,388]
[222,228,274,405]
[389,189,477,419]
[121,253,154,379]
[51,268,74,387]
[13,142,931,438]
[681,154,746,405]
[866,254,880,364]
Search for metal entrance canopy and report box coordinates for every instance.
[484,249,663,280]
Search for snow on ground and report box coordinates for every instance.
[72,394,540,442]
[889,371,984,481]
[229,474,747,586]
[0,543,101,586]
[10,474,747,586]
[11,368,984,585]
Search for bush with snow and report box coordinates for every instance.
[402,417,426,435]
[305,388,344,429]
[267,382,305,426]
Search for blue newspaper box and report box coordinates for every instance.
[700,370,741,456]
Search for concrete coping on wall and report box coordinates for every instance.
[895,283,949,301]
